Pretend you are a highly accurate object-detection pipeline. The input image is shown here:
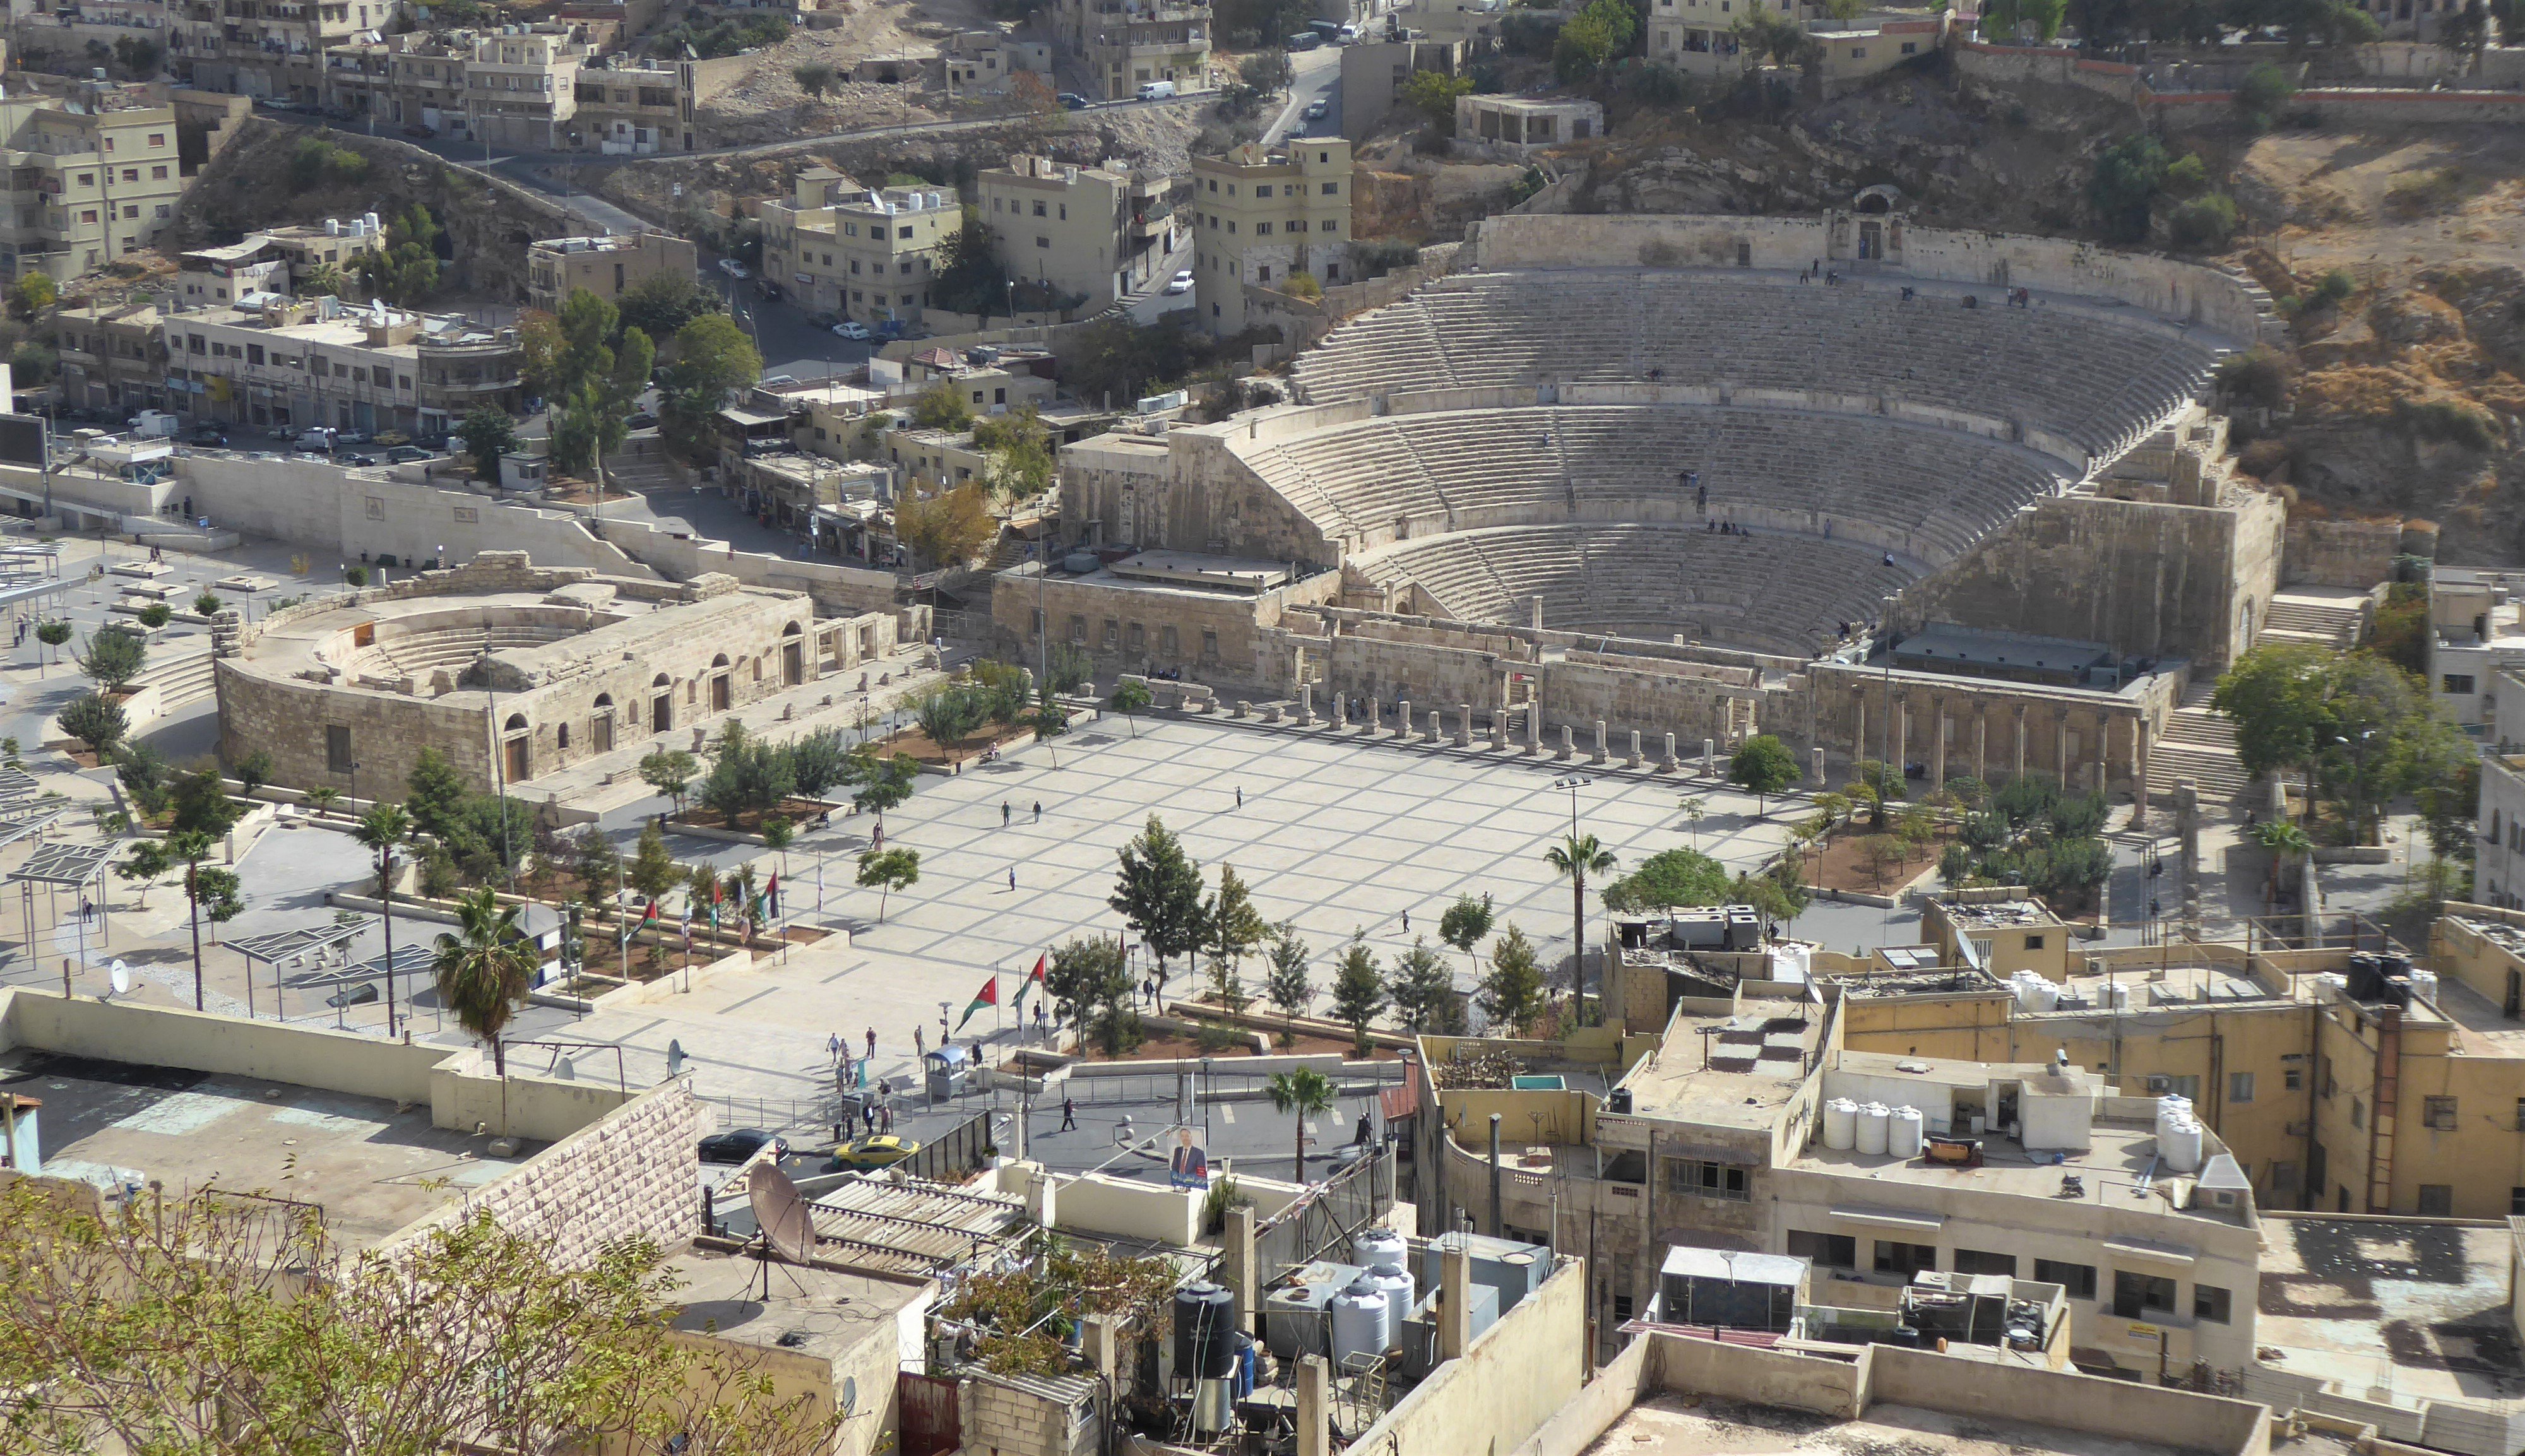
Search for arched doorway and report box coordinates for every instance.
[500,711,532,784]
[710,653,733,712]
[781,623,805,687]
[592,692,615,754]
[651,673,674,733]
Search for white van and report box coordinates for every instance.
[294,427,337,453]
[1136,80,1177,100]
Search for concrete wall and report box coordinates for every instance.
[1049,1170,1202,1245]
[1357,1256,1588,1456]
[0,988,446,1106]
[989,562,1345,686]
[1867,1345,2271,1456]
[2281,516,2400,589]
[1469,214,2271,345]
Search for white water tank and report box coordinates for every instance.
[2410,969,2439,1005]
[2103,981,2132,1010]
[1888,1105,1925,1159]
[2314,973,2346,1003]
[1353,1229,1408,1274]
[1330,1281,1393,1367]
[1823,1098,1860,1151]
[1856,1102,1891,1156]
[2160,1116,2204,1174]
[1356,1265,1415,1330]
[2024,978,2059,1012]
[2154,1094,2192,1142]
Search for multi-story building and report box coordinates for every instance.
[172,216,381,309]
[525,231,697,314]
[260,213,388,287]
[975,153,1174,310]
[383,31,469,133]
[317,37,392,123]
[1052,0,1208,100]
[757,169,961,326]
[0,88,190,281]
[565,54,744,154]
[2428,569,2525,737]
[451,25,589,150]
[1188,138,1352,335]
[2477,735,2525,909]
[54,295,167,411]
[177,0,401,105]
[161,293,521,435]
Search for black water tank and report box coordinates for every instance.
[1173,1282,1237,1378]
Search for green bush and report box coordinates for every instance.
[2161,153,2209,196]
[2087,134,2168,243]
[2215,347,2288,409]
[2398,398,2499,451]
[2236,62,2296,122]
[1351,239,1422,279]
[1499,10,1560,54]
[2308,269,2355,307]
[2168,193,2240,251]
[1622,59,1691,105]
[288,135,369,191]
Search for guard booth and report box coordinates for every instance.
[924,1045,969,1102]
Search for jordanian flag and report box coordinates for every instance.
[1011,952,1046,1012]
[954,974,997,1031]
[622,898,657,945]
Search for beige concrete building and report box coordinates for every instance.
[566,54,746,154]
[261,214,390,288]
[1189,138,1353,334]
[1338,36,1467,136]
[758,170,963,325]
[162,293,523,436]
[975,154,1175,309]
[453,24,590,150]
[1454,93,1601,155]
[177,0,401,105]
[526,231,699,314]
[53,295,167,412]
[213,552,898,795]
[0,88,189,281]
[1052,0,1209,99]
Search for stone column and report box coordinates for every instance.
[1702,738,1715,776]
[1297,680,1314,727]
[1427,708,1442,743]
[2134,716,2151,826]
[1528,706,1546,755]
[1660,732,1678,772]
[1557,724,1576,761]
[1591,719,1608,765]
[1973,709,1988,784]
[2013,704,2028,780]
[1812,745,1826,786]
[1395,698,1412,740]
[1931,701,1949,795]
[1892,695,1909,781]
[1458,704,1473,749]
[2094,712,2112,801]
[1361,699,1381,737]
[1491,710,1508,752]
[2055,709,2070,787]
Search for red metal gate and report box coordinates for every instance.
[898,1371,961,1456]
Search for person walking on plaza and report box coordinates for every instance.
[1033,802,1042,823]
[1235,786,1242,808]
[1002,801,1011,826]
[914,1024,925,1055]
[1061,1096,1078,1132]
[865,1027,876,1060]
[828,1032,843,1066]
[1007,867,1017,892]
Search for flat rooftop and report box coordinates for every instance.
[1622,997,1819,1131]
[1783,1115,2248,1227]
[1585,1396,2200,1456]
[0,1048,528,1249]
[1935,897,2064,930]
[2255,1217,2521,1406]
[663,1246,925,1363]
[2433,961,2525,1056]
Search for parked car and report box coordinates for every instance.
[622,410,658,430]
[1163,269,1194,295]
[1137,79,1177,98]
[333,430,371,447]
[699,1128,788,1164]
[187,424,229,446]
[807,311,841,329]
[1304,98,1328,119]
[258,97,305,112]
[1058,92,1090,109]
[716,258,749,279]
[345,453,379,467]
[832,320,871,341]
[384,445,434,464]
[827,1134,921,1171]
[1285,30,1322,49]
[293,427,336,452]
[402,123,436,139]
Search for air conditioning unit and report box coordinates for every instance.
[2145,1074,2172,1094]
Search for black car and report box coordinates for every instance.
[698,1128,788,1164]
[187,425,229,446]
[1059,92,1090,109]
[622,410,658,430]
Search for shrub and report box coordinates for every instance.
[2236,62,2296,122]
[1283,271,1322,300]
[2087,134,2168,243]
[2168,193,2240,251]
[288,135,369,191]
[59,692,127,754]
[1624,60,1691,105]
[1351,239,1421,280]
[2161,153,2209,197]
[2215,347,2288,409]
[2398,398,2499,451]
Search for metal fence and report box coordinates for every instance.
[1254,1145,1394,1281]
[906,1109,998,1182]
[1043,1066,1406,1108]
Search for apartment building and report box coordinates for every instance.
[1189,138,1351,335]
[0,90,189,282]
[757,169,961,325]
[1646,0,1940,83]
[162,293,521,435]
[525,231,697,314]
[975,154,1173,309]
[177,0,400,105]
[566,54,745,154]
[454,25,589,150]
[261,213,387,284]
[54,295,167,411]
[1052,0,1209,100]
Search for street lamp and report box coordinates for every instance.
[1550,776,1589,838]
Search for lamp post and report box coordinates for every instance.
[1550,775,1589,838]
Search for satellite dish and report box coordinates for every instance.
[109,959,129,996]
[666,1039,687,1077]
[840,1375,857,1416]
[747,1161,817,1265]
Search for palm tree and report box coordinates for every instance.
[1543,832,1617,1021]
[351,802,412,1036]
[432,887,536,1080]
[1266,1067,1336,1183]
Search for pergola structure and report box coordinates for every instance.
[229,924,363,1021]
[10,841,116,991]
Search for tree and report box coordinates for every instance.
[1602,847,1729,913]
[351,802,413,1034]
[850,749,918,826]
[134,602,172,630]
[1729,733,1800,817]
[1262,922,1312,1043]
[793,60,837,96]
[232,748,273,796]
[1555,0,1640,80]
[432,887,535,1079]
[1044,934,1134,1051]
[1329,931,1387,1056]
[405,746,471,841]
[915,685,987,752]
[894,483,998,571]
[168,766,239,839]
[639,747,701,813]
[786,729,852,800]
[1679,795,1708,850]
[1110,678,1153,738]
[1110,815,1209,983]
[58,692,126,755]
[626,822,686,906]
[1401,68,1474,129]
[299,259,347,298]
[1386,936,1458,1034]
[659,313,764,461]
[1266,1067,1336,1181]
[1478,923,1548,1034]
[1730,4,1811,64]
[1438,891,1495,977]
[74,624,146,691]
[0,1186,841,1456]
[1204,863,1268,1014]
[616,270,721,340]
[1981,0,2065,37]
[460,406,519,482]
[857,847,920,922]
[1543,832,1616,1019]
[33,619,69,672]
[356,204,443,306]
[130,829,235,1010]
[1045,641,1095,695]
[928,209,1016,321]
[7,271,55,322]
[551,383,630,490]
[2089,134,2170,243]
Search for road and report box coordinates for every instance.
[1264,42,1344,149]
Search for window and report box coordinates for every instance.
[1788,1230,1856,1268]
[1256,222,1272,235]
[2322,1056,2336,1099]
[2284,1067,2303,1092]
[1323,181,1339,194]
[1953,1249,2017,1277]
[1032,199,1047,215]
[152,165,167,179]
[2418,1185,2453,1216]
[1665,1158,1749,1200]
[2270,1161,2300,1194]
[898,225,913,239]
[1036,235,1050,248]
[2024,933,2045,950]
[246,344,264,365]
[1254,185,1273,198]
[2511,1187,2525,1216]
[2229,1072,2255,1104]
[325,725,353,773]
[1874,1241,1936,1277]
[1322,219,1340,232]
[2425,1096,2457,1130]
[1612,1293,1633,1320]
[2515,1098,2525,1130]
[2444,673,2476,694]
[2194,1284,2232,1323]
[2111,1270,2176,1317]
[2351,1097,2365,1130]
[2035,1259,2097,1299]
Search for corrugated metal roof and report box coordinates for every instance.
[805,1174,1028,1276]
